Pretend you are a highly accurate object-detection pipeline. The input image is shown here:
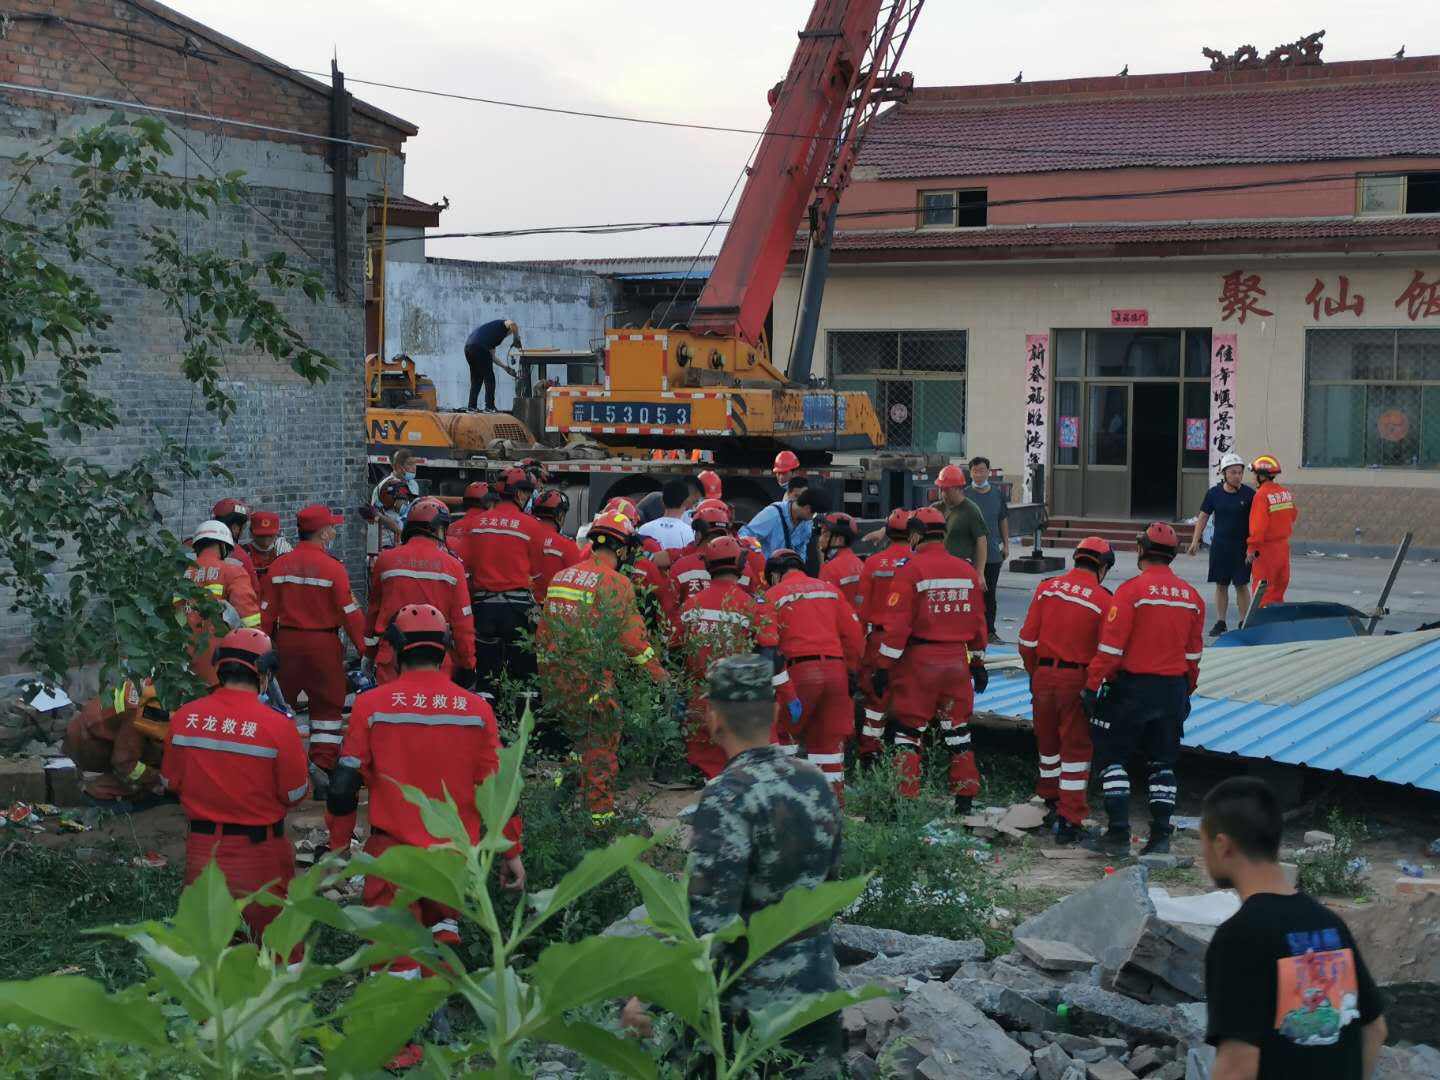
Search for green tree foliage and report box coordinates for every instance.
[0,115,335,705]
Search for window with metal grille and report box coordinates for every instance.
[829,330,967,454]
[1304,328,1440,469]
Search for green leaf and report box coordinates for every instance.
[626,861,691,939]
[531,935,709,1031]
[526,833,657,935]
[474,707,532,845]
[172,859,245,964]
[743,986,889,1055]
[349,843,469,912]
[735,876,869,981]
[533,1019,656,1080]
[0,977,168,1048]
[398,780,471,848]
[325,974,449,1075]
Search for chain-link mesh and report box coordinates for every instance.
[1304,328,1440,469]
[829,330,967,454]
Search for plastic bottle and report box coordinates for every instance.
[1395,861,1425,879]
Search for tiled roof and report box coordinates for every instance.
[817,215,1440,258]
[859,77,1440,178]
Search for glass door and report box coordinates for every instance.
[1084,383,1130,517]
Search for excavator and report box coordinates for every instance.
[366,0,937,522]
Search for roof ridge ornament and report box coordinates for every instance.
[1203,29,1325,72]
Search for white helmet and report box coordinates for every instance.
[192,519,235,549]
[1218,452,1245,473]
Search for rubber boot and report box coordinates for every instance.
[1081,827,1131,857]
[1140,827,1173,856]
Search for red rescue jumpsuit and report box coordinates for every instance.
[534,520,581,600]
[365,536,477,683]
[227,544,263,600]
[340,669,522,977]
[1247,480,1298,607]
[1017,569,1112,826]
[820,548,865,611]
[63,685,164,802]
[181,550,262,689]
[668,549,713,608]
[765,569,863,799]
[453,503,547,696]
[244,538,291,611]
[876,543,988,799]
[161,687,308,962]
[855,541,912,755]
[537,557,665,816]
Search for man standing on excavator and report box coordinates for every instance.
[464,318,521,413]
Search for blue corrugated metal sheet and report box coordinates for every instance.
[974,640,1440,792]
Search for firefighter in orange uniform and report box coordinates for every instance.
[243,511,291,610]
[161,628,307,961]
[1082,523,1205,857]
[818,512,864,610]
[531,489,581,599]
[1016,536,1115,844]
[855,509,912,757]
[212,497,263,597]
[365,497,476,686]
[763,548,863,800]
[182,519,263,689]
[872,507,989,811]
[537,512,666,821]
[63,680,169,808]
[1246,454,1297,608]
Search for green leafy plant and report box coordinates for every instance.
[0,115,336,706]
[1296,809,1370,898]
[0,712,880,1077]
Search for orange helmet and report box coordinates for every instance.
[384,603,453,656]
[738,535,764,555]
[532,488,569,521]
[405,496,451,534]
[1136,522,1179,561]
[1250,454,1281,476]
[908,505,947,540]
[1073,535,1115,570]
[588,511,636,548]
[693,497,730,518]
[773,450,800,476]
[697,469,723,500]
[885,508,912,538]
[691,504,732,539]
[602,496,639,522]
[211,627,278,678]
[495,466,536,498]
[701,535,744,573]
[936,464,967,489]
[463,481,490,506]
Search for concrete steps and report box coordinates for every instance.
[1041,518,1190,553]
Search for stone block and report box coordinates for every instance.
[1184,1045,1215,1080]
[833,923,960,964]
[1128,1047,1166,1076]
[949,978,1056,1032]
[879,982,1034,1080]
[1153,1063,1186,1080]
[1015,936,1100,972]
[1304,829,1336,847]
[1087,1060,1138,1080]
[45,762,85,806]
[1137,854,1194,870]
[844,1050,879,1080]
[845,937,985,981]
[1113,917,1209,1004]
[1033,1042,1074,1080]
[1095,1037,1128,1057]
[1057,986,1179,1044]
[1013,866,1154,986]
[1395,878,1440,895]
[0,756,46,803]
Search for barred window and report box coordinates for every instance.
[1304,328,1440,469]
[829,330,967,454]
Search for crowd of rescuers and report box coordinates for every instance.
[60,450,1327,1074]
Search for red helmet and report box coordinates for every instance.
[773,450,800,476]
[820,511,857,544]
[211,497,250,522]
[1073,535,1115,570]
[377,478,412,510]
[691,504,732,538]
[936,464,967,489]
[495,466,536,498]
[701,534,744,573]
[885,508,912,538]
[693,497,730,518]
[1136,522,1179,561]
[210,627,278,678]
[908,505,947,539]
[384,603,453,656]
[463,481,490,505]
[532,488,569,520]
[765,547,805,580]
[738,535,764,555]
[602,496,639,522]
[1250,454,1282,476]
[405,496,451,533]
[697,469,723,500]
[588,510,636,548]
[520,458,551,484]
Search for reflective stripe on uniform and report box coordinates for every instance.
[429,918,459,936]
[126,761,148,781]
[339,755,363,768]
[774,590,840,607]
[1097,643,1124,656]
[1017,637,1039,648]
[676,570,709,584]
[878,643,904,659]
[462,605,473,616]
[1059,778,1088,791]
[171,734,278,759]
[684,608,750,626]
[772,670,789,687]
[916,578,973,592]
[630,646,656,666]
[287,782,309,801]
[370,712,487,728]
[272,575,335,587]
[343,602,360,614]
[546,586,592,604]
[1048,591,1103,615]
[363,636,380,647]
[1185,651,1203,660]
[310,734,343,744]
[468,526,531,541]
[240,613,262,627]
[837,574,860,585]
[1134,598,1201,613]
[863,708,885,722]
[380,568,458,586]
[1060,760,1090,772]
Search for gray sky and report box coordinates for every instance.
[175,1,1426,261]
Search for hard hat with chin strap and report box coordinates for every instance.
[192,519,235,550]
[1218,452,1245,472]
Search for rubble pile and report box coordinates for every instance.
[0,674,73,755]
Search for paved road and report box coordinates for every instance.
[991,546,1440,639]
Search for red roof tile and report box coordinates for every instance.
[859,78,1440,178]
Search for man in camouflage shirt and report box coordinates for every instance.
[690,652,845,1071]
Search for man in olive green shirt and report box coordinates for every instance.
[937,464,989,581]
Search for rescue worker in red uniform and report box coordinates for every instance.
[630,536,680,644]
[455,467,547,700]
[736,533,768,595]
[446,481,495,567]
[818,512,864,611]
[667,503,734,609]
[1246,454,1297,608]
[1017,536,1115,844]
[212,497,263,597]
[182,519,263,689]
[872,507,989,811]
[365,497,476,686]
[676,536,790,778]
[772,449,801,491]
[537,512,666,821]
[764,547,863,800]
[328,605,523,988]
[855,509,912,757]
[63,680,169,808]
[243,511,292,610]
[1082,523,1205,857]
[161,628,307,961]
[531,488,581,599]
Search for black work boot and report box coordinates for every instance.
[1054,819,1084,847]
[1081,827,1131,857]
[1041,799,1060,830]
[954,794,974,816]
[1140,827,1174,856]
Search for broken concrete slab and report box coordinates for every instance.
[1304,829,1336,847]
[948,978,1055,1032]
[1137,853,1194,870]
[999,803,1049,830]
[877,982,1035,1080]
[843,937,986,982]
[1057,985,1179,1044]
[1033,1042,1074,1080]
[0,756,46,803]
[1374,1042,1440,1080]
[1395,878,1440,895]
[1015,936,1100,972]
[834,923,964,965]
[1014,866,1154,986]
[1114,917,1209,1004]
[1128,1046,1167,1076]
[1087,1059,1138,1080]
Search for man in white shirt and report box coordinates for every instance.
[637,478,697,551]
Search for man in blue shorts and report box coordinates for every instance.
[1187,452,1254,636]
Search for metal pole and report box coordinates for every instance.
[1366,531,1413,635]
[786,201,839,385]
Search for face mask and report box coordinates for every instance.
[972,478,990,490]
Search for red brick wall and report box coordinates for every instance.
[0,0,411,156]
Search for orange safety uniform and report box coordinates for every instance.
[181,549,262,688]
[161,686,308,960]
[62,683,164,803]
[537,556,664,815]
[534,520,582,600]
[365,536,477,682]
[876,543,988,799]
[1247,480,1298,607]
[820,548,865,611]
[1017,568,1112,827]
[765,568,863,797]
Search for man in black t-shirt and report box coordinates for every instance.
[1186,452,1255,636]
[1201,777,1387,1079]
